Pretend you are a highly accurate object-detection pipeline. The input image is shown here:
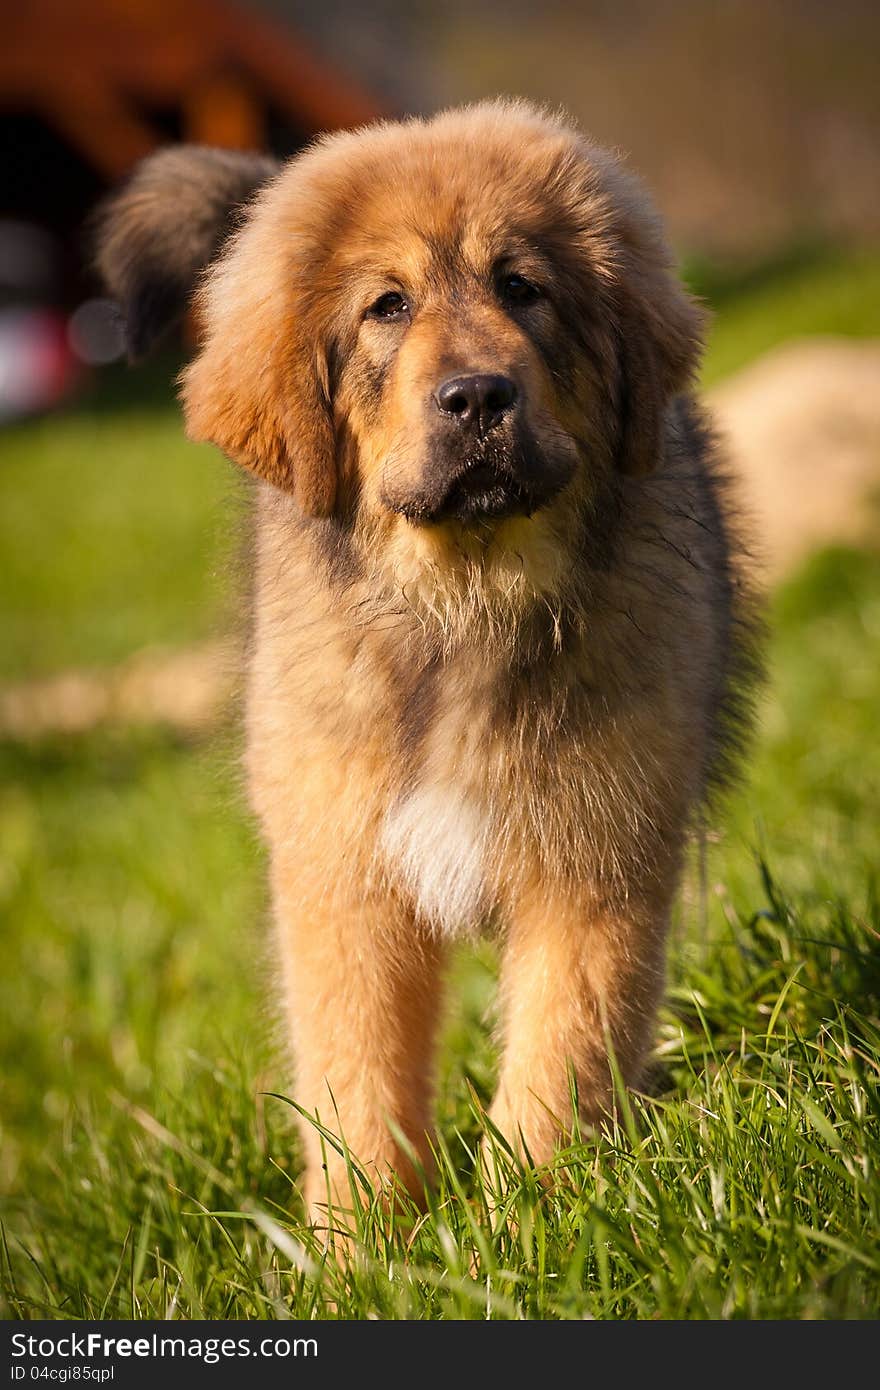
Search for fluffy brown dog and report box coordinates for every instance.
[97,100,759,1217]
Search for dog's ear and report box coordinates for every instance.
[614,264,706,478]
[180,199,337,515]
[99,145,335,513]
[94,146,278,360]
[578,141,707,478]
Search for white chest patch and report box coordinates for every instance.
[380,784,491,936]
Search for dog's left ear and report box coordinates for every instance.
[592,149,707,480]
[614,262,706,477]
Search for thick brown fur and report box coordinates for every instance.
[97,100,761,1224]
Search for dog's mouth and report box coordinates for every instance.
[382,436,577,528]
[390,461,537,526]
[432,462,533,523]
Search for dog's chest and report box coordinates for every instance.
[380,781,492,936]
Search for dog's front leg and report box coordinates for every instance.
[489,883,671,1165]
[271,868,445,1224]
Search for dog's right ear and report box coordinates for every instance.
[94,146,278,361]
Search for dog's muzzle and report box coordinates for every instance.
[380,374,576,525]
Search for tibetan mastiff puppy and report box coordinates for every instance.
[97,100,759,1218]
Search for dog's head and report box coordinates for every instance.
[97,102,704,617]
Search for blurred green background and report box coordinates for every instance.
[1,0,879,1320]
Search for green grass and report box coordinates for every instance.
[0,376,238,681]
[690,245,880,385]
[1,251,879,1319]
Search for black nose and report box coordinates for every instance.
[435,373,517,432]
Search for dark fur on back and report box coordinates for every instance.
[94,146,278,360]
[673,407,765,804]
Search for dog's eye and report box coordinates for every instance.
[367,291,409,321]
[500,273,542,306]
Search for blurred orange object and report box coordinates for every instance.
[2,0,382,178]
[1,0,385,331]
